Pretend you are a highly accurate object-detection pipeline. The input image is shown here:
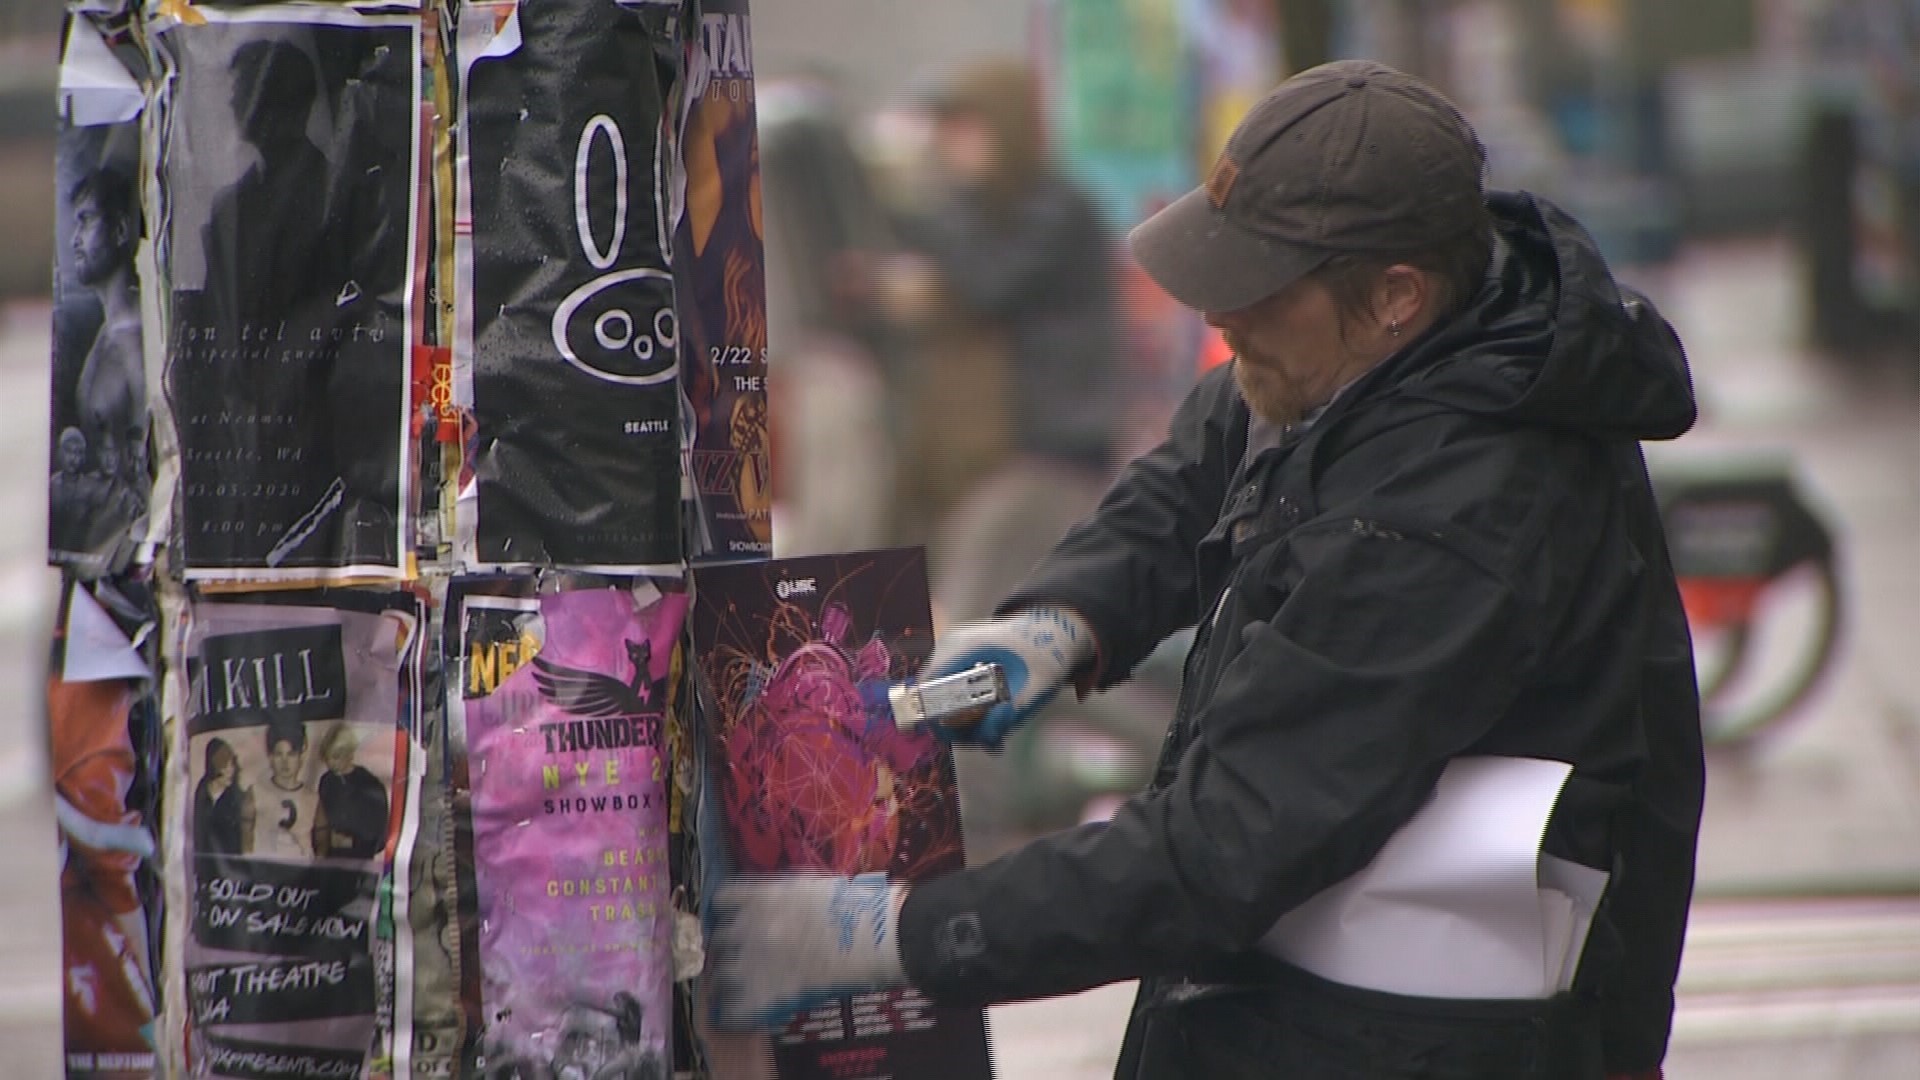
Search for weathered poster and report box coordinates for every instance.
[53,580,163,1080]
[49,12,153,581]
[690,550,993,1080]
[676,0,771,562]
[156,6,420,578]
[182,592,421,1078]
[448,581,682,1078]
[454,0,683,572]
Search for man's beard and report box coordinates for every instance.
[1231,355,1314,427]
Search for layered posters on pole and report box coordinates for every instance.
[155,5,420,579]
[677,0,772,562]
[690,549,994,1080]
[454,1,683,572]
[447,579,684,1078]
[53,579,163,1080]
[182,591,422,1079]
[50,10,154,581]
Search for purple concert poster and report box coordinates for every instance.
[452,581,685,1078]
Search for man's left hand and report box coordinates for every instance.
[708,873,910,1030]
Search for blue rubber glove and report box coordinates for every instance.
[707,873,908,1031]
[921,606,1095,748]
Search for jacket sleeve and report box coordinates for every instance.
[901,518,1541,1004]
[1599,446,1704,1072]
[994,363,1243,684]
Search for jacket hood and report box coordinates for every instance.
[1395,190,1696,442]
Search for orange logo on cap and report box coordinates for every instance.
[1206,155,1241,209]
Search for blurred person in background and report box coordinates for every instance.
[712,61,1700,1080]
[853,58,1138,849]
[872,58,1121,596]
[759,73,903,557]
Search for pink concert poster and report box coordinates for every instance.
[456,583,685,1079]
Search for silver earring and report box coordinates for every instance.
[1389,321,1402,337]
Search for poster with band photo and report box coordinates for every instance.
[154,6,419,579]
[49,11,153,582]
[182,592,421,1079]
[453,0,683,573]
[677,0,771,563]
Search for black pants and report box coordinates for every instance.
[1112,965,1605,1080]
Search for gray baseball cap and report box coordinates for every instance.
[1130,60,1487,313]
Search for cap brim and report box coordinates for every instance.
[1128,186,1329,313]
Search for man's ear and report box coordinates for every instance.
[1375,264,1430,330]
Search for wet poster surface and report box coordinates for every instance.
[690,550,993,1080]
[49,12,153,581]
[183,593,420,1078]
[53,580,163,1080]
[157,8,418,578]
[457,0,682,571]
[677,0,771,562]
[450,582,682,1078]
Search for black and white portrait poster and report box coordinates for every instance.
[155,6,420,579]
[181,592,421,1079]
[49,11,153,581]
[454,0,683,573]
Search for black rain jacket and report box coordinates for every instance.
[897,191,1705,1077]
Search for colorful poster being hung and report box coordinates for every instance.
[154,5,421,579]
[676,0,772,563]
[52,580,163,1080]
[181,592,421,1079]
[447,580,683,1079]
[690,549,993,1080]
[49,11,153,581]
[454,0,684,572]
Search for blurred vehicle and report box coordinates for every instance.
[1654,460,1844,745]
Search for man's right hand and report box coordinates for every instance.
[921,607,1095,748]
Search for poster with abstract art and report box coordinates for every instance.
[690,549,993,1080]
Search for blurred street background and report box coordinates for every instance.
[1,0,1917,1077]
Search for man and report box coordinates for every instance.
[313,723,389,860]
[70,166,147,459]
[252,717,320,860]
[711,61,1702,1080]
[49,426,109,555]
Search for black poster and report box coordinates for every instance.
[157,9,418,577]
[49,12,153,581]
[457,0,683,571]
